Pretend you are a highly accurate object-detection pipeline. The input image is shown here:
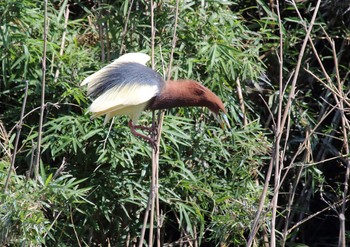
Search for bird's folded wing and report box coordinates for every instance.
[81,53,150,87]
[89,83,159,115]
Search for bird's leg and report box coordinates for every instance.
[151,110,159,138]
[131,123,152,131]
[129,120,158,136]
[128,120,157,147]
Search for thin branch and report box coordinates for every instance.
[258,94,276,128]
[27,140,36,180]
[97,1,105,63]
[156,1,180,245]
[103,117,115,150]
[44,210,62,238]
[4,81,29,192]
[304,69,349,107]
[166,0,180,81]
[248,0,322,245]
[119,0,135,55]
[54,4,70,83]
[248,0,285,244]
[139,1,181,246]
[139,1,157,246]
[8,102,79,136]
[236,77,248,126]
[282,127,311,244]
[327,31,350,247]
[270,0,284,244]
[0,122,11,159]
[148,1,156,245]
[287,196,350,235]
[52,157,67,180]
[34,0,49,180]
[154,1,180,243]
[70,206,82,247]
[105,19,111,62]
[279,0,321,132]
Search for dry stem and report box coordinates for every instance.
[34,0,48,180]
[247,0,322,245]
[4,81,29,191]
[138,1,181,246]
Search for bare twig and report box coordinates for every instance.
[287,195,350,235]
[103,117,115,150]
[279,0,321,142]
[279,96,338,188]
[138,1,157,246]
[27,140,36,180]
[270,0,284,245]
[54,4,70,83]
[70,206,82,247]
[34,0,49,180]
[258,94,276,128]
[247,0,285,244]
[326,32,350,247]
[304,69,349,107]
[148,1,157,245]
[119,0,135,55]
[9,102,79,136]
[155,2,180,244]
[139,1,181,246]
[0,122,11,159]
[97,1,105,63]
[4,81,29,192]
[236,77,248,126]
[105,19,111,62]
[274,0,321,244]
[282,127,312,244]
[52,157,67,180]
[44,210,62,238]
[247,1,322,245]
[166,0,180,80]
[338,99,350,247]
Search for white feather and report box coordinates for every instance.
[81,52,159,124]
[81,52,150,86]
[89,83,159,124]
[112,52,150,65]
[102,102,149,125]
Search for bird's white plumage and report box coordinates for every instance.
[80,53,150,86]
[89,83,159,124]
[112,52,150,65]
[81,52,160,124]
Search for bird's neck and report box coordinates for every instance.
[147,80,220,113]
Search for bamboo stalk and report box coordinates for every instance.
[34,0,48,180]
[327,32,349,247]
[148,1,156,245]
[138,1,157,246]
[54,5,70,83]
[270,0,284,245]
[4,81,29,191]
[247,0,322,245]
[235,77,247,126]
[139,1,181,245]
[119,0,135,55]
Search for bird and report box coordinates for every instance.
[81,52,230,144]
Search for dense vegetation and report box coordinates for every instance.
[0,0,349,246]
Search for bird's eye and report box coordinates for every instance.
[192,87,205,96]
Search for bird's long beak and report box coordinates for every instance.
[215,112,231,130]
[222,113,231,129]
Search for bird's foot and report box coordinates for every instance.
[128,121,158,149]
[129,121,158,136]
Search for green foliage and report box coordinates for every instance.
[0,161,90,246]
[1,0,349,246]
